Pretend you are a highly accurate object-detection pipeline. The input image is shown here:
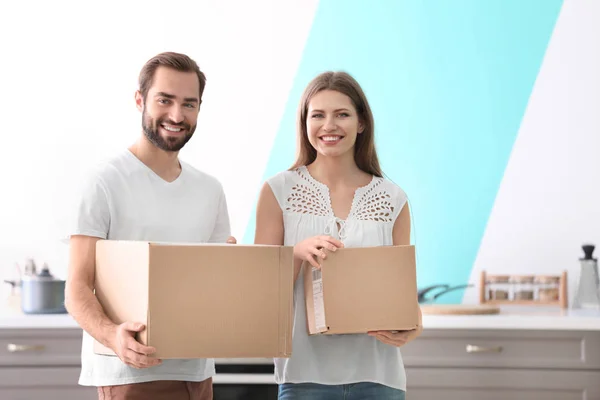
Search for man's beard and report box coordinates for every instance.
[142,109,195,152]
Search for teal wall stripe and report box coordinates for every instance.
[244,0,563,304]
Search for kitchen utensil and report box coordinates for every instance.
[22,258,37,276]
[4,262,67,314]
[418,284,473,304]
[572,244,600,310]
[3,263,22,312]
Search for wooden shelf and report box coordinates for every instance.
[479,270,568,309]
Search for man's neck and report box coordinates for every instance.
[128,136,182,183]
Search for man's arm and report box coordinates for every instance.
[65,235,161,368]
[65,235,118,347]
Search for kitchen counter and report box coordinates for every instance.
[1,307,600,331]
[421,307,600,331]
[2,309,598,400]
[0,309,80,329]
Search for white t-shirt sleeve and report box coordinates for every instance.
[68,173,110,240]
[208,186,231,243]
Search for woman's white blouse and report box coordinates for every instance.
[267,165,409,391]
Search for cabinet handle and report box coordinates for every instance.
[466,344,502,353]
[7,343,46,353]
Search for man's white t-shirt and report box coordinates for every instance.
[68,149,231,387]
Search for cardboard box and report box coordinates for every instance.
[304,245,419,335]
[93,241,293,358]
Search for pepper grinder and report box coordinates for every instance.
[572,244,600,310]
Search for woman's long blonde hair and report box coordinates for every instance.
[290,71,383,177]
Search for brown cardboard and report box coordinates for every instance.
[93,241,293,359]
[304,245,419,335]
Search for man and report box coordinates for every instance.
[65,52,234,400]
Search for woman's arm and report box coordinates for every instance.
[253,182,343,282]
[369,201,424,346]
[392,201,411,245]
[254,182,305,280]
[394,202,423,333]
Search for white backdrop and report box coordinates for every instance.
[0,0,319,289]
[1,0,599,310]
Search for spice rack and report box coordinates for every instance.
[479,270,568,309]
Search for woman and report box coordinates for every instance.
[254,71,422,400]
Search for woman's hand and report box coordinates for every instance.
[293,235,344,268]
[368,325,423,347]
[369,304,423,347]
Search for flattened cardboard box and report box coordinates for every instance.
[93,241,293,358]
[305,245,419,335]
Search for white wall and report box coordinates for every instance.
[0,0,319,298]
[464,0,600,305]
[2,0,599,312]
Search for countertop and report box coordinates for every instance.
[1,307,600,331]
[420,307,600,331]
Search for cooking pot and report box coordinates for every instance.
[4,264,67,314]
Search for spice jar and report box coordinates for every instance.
[535,275,560,302]
[487,275,511,301]
[510,275,535,300]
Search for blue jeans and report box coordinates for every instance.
[278,382,405,400]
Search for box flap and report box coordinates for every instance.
[93,240,150,355]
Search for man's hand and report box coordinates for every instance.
[111,322,161,369]
[368,326,422,347]
[226,236,237,244]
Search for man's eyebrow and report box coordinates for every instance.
[155,92,175,99]
[155,92,199,103]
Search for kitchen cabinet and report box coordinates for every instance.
[0,328,95,400]
[402,329,600,399]
[1,312,600,399]
[405,368,600,400]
